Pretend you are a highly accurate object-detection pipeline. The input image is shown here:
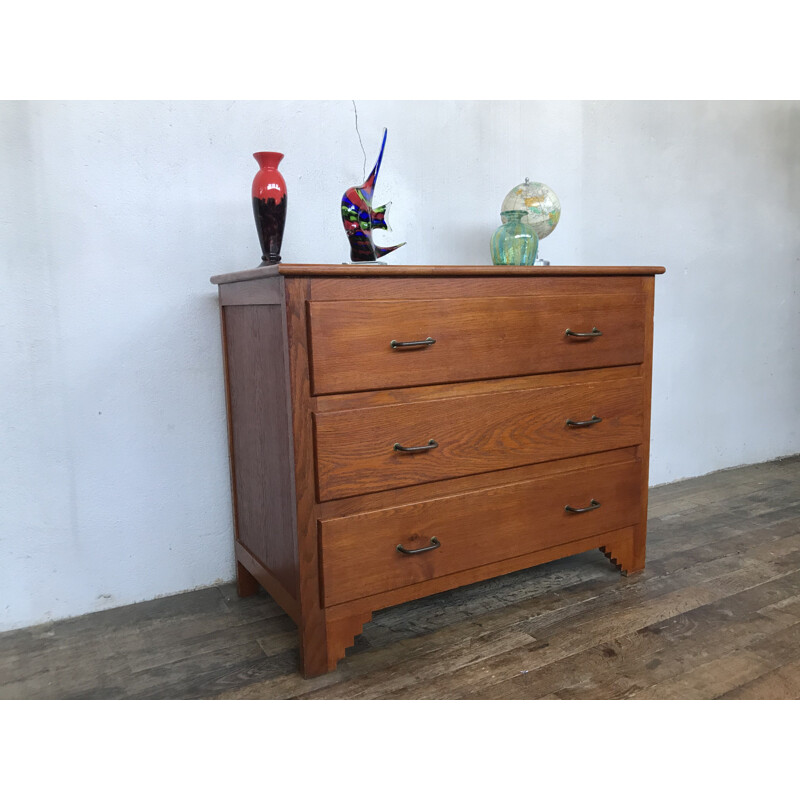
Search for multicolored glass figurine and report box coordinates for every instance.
[341,128,405,262]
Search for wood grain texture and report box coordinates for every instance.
[308,294,646,395]
[317,447,639,520]
[600,535,636,575]
[219,277,283,306]
[211,265,280,284]
[324,610,374,672]
[285,264,666,277]
[213,266,661,677]
[235,560,260,598]
[210,265,666,284]
[223,303,298,598]
[321,527,637,624]
[632,275,657,573]
[217,303,243,593]
[313,364,642,414]
[314,375,645,500]
[319,459,642,606]
[282,277,331,677]
[235,542,300,622]
[309,275,647,301]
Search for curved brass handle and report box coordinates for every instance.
[397,537,441,555]
[565,499,601,513]
[566,415,603,428]
[391,337,436,349]
[565,327,602,338]
[394,439,438,453]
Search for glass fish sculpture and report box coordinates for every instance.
[341,128,406,262]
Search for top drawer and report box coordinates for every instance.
[307,292,646,395]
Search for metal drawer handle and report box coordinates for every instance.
[394,439,438,453]
[566,415,603,428]
[565,327,602,338]
[390,337,436,349]
[397,537,441,555]
[565,499,601,514]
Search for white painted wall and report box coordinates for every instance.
[1,100,798,632]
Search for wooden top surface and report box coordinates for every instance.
[210,263,666,284]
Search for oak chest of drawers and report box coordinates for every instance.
[211,264,664,677]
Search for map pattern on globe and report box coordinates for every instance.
[501,180,561,240]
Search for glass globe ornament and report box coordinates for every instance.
[501,178,561,241]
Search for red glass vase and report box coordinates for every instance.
[252,151,287,265]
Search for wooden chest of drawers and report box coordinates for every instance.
[211,264,664,677]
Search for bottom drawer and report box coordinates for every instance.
[319,459,642,607]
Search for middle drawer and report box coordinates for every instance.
[314,374,644,501]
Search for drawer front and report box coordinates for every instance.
[308,293,646,395]
[319,459,641,606]
[314,376,645,501]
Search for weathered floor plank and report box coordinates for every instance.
[1,455,798,700]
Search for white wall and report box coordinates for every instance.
[1,100,798,633]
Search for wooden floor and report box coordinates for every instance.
[2,456,799,700]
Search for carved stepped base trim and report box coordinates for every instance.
[322,611,374,674]
[599,532,638,576]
